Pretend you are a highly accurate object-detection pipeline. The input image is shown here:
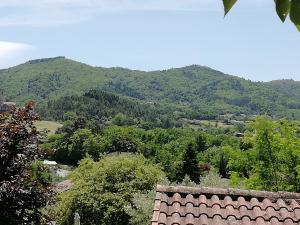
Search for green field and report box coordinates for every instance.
[187,120,234,130]
[35,120,62,135]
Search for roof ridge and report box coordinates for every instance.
[156,185,300,200]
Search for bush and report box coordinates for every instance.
[53,155,164,225]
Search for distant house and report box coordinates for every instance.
[0,102,16,113]
[151,185,300,225]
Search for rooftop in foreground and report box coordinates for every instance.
[151,185,300,225]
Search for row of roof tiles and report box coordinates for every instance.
[152,185,300,225]
[158,193,300,211]
[155,214,298,225]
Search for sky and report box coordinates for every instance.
[0,0,299,81]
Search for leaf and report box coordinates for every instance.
[223,0,238,16]
[290,0,300,31]
[274,0,291,22]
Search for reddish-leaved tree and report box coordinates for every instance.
[0,102,53,225]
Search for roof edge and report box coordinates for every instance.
[156,185,300,200]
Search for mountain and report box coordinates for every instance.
[1,57,300,120]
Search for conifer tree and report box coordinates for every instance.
[177,143,201,184]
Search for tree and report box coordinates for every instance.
[253,118,281,190]
[44,125,102,165]
[219,151,229,178]
[53,155,164,225]
[106,137,137,154]
[68,129,99,164]
[195,134,207,152]
[176,143,201,184]
[0,102,53,225]
[229,116,300,192]
[250,117,300,191]
[112,113,135,126]
[223,0,300,31]
[126,191,156,225]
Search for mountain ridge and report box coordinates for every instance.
[1,56,299,82]
[1,56,300,120]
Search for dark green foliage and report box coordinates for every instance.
[42,117,102,164]
[195,134,207,152]
[68,129,100,164]
[176,143,201,183]
[219,152,229,178]
[223,0,237,15]
[106,137,137,154]
[290,0,300,31]
[112,113,135,126]
[41,90,158,122]
[31,161,52,184]
[44,126,102,165]
[275,0,290,22]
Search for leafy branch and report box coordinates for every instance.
[223,0,300,31]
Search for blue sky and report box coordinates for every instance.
[0,0,299,81]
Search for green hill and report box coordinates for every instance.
[1,57,300,119]
[41,89,159,122]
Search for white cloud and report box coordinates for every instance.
[0,0,272,26]
[0,42,33,58]
[0,42,34,68]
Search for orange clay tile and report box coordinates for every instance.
[151,185,300,225]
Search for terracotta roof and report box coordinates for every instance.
[151,185,300,225]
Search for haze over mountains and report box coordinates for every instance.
[0,56,300,120]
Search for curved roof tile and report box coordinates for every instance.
[151,185,300,225]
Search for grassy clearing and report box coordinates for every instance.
[186,120,234,130]
[200,120,233,128]
[35,120,63,135]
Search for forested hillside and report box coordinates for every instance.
[41,90,155,121]
[1,57,300,119]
